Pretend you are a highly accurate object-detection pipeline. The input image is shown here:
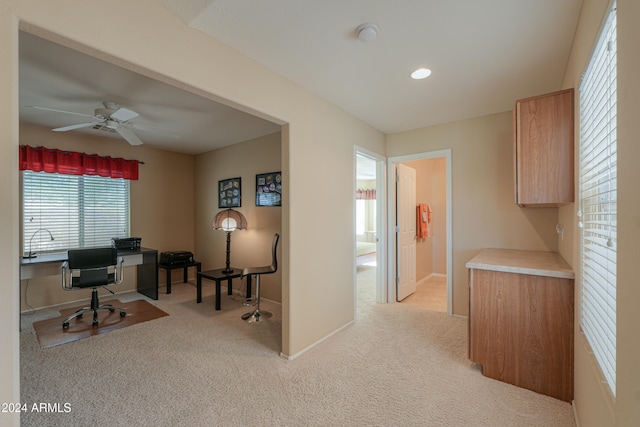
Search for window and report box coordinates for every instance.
[22,170,130,255]
[355,188,376,238]
[578,1,616,396]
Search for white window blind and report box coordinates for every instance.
[578,1,617,397]
[23,170,130,255]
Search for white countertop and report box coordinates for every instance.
[466,248,575,279]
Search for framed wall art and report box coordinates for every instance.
[255,171,282,207]
[218,177,241,208]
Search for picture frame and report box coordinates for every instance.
[255,171,282,207]
[218,177,242,208]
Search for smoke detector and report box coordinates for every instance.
[356,24,379,42]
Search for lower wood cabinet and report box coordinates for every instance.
[467,249,574,402]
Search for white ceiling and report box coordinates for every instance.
[159,0,583,133]
[19,32,281,155]
[19,0,583,155]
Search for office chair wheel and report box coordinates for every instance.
[92,320,99,327]
[119,311,126,317]
[62,322,69,329]
[109,308,115,312]
[77,313,83,319]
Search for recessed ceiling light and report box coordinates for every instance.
[411,68,432,80]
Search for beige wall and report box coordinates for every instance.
[387,112,559,316]
[404,157,447,281]
[0,3,20,418]
[18,123,196,310]
[616,0,640,422]
[559,0,640,425]
[195,132,282,302]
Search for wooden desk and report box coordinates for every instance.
[197,268,251,310]
[158,261,202,294]
[20,247,159,300]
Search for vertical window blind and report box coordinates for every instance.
[23,170,130,255]
[578,1,617,396]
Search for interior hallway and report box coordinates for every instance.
[357,264,446,313]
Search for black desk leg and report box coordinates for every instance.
[166,269,172,294]
[197,276,202,303]
[137,251,159,300]
[215,280,222,310]
[183,266,188,283]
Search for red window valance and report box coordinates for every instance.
[356,188,376,200]
[19,145,139,180]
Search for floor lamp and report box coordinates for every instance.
[213,208,247,273]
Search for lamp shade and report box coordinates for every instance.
[213,209,247,232]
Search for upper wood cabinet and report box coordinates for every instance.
[513,88,574,207]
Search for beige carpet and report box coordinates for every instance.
[20,272,575,426]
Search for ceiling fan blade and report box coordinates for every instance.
[128,122,181,138]
[52,122,96,132]
[28,105,96,119]
[111,107,139,122]
[115,126,144,146]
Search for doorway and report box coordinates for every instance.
[388,150,452,315]
[354,148,386,314]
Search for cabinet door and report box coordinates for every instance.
[469,269,574,402]
[514,89,574,207]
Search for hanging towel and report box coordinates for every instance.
[416,203,432,238]
[416,204,426,238]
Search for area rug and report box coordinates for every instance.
[32,299,168,349]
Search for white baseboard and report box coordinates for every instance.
[281,320,355,360]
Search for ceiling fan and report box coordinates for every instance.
[29,101,147,146]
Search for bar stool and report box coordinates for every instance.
[241,233,279,323]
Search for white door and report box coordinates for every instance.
[396,163,416,301]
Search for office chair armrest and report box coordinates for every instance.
[114,256,125,285]
[61,261,72,290]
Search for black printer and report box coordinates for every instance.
[160,251,194,266]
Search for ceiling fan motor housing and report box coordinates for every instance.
[95,107,115,120]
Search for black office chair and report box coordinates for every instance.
[241,233,279,323]
[61,247,126,329]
